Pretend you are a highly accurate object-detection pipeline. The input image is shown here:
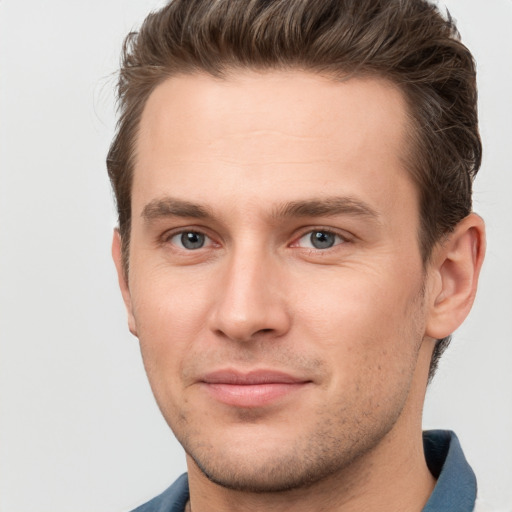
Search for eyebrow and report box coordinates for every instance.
[141,196,379,223]
[142,198,213,222]
[272,197,379,220]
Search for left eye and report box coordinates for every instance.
[170,231,210,250]
[297,230,344,250]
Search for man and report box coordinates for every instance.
[107,0,486,510]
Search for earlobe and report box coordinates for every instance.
[112,229,138,337]
[425,213,486,340]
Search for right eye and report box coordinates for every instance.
[169,231,211,250]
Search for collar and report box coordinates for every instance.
[422,430,477,512]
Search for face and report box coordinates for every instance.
[118,71,435,492]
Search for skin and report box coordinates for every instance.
[113,71,485,512]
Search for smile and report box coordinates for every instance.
[199,370,312,408]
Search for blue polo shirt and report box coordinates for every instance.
[131,430,477,512]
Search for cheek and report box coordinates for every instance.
[130,274,213,392]
[293,267,425,383]
[131,265,213,337]
[296,266,420,335]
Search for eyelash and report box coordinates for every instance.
[292,228,348,250]
[161,227,350,252]
[161,229,217,250]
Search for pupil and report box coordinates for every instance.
[311,231,335,249]
[181,232,205,250]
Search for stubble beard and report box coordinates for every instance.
[158,284,428,495]
[175,392,410,494]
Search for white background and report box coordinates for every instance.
[0,1,511,511]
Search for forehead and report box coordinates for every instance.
[133,70,415,219]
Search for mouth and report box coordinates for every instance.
[199,369,312,408]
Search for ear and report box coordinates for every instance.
[425,213,486,339]
[112,229,138,337]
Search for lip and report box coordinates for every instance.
[199,370,312,408]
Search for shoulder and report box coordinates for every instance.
[130,473,189,512]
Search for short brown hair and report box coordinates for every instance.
[107,0,481,378]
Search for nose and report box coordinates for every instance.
[208,248,291,343]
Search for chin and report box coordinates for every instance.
[189,449,341,493]
[182,427,381,494]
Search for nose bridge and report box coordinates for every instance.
[210,240,290,342]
